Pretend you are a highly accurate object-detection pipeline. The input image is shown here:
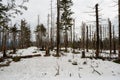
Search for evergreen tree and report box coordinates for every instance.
[20,20,31,48]
[35,24,46,50]
[10,24,17,54]
[60,0,73,52]
[0,0,28,57]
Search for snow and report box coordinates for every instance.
[11,47,41,57]
[0,47,120,80]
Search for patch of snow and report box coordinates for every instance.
[0,48,120,80]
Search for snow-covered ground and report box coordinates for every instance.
[0,47,120,80]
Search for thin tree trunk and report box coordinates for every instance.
[65,25,68,52]
[13,32,16,54]
[113,26,116,54]
[86,26,88,52]
[108,19,112,58]
[118,0,120,60]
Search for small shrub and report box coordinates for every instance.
[0,58,4,62]
[72,61,78,65]
[83,61,87,65]
[32,51,37,53]
[113,59,120,64]
[12,56,21,62]
[9,51,13,54]
[68,59,72,62]
[73,51,80,54]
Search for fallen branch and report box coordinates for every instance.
[55,62,60,76]
[91,65,101,75]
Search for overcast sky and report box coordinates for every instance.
[11,0,118,40]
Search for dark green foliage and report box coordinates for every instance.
[73,51,80,54]
[12,56,21,62]
[32,51,37,53]
[0,57,4,62]
[60,0,73,52]
[0,0,28,21]
[72,61,78,65]
[10,25,18,54]
[20,20,31,48]
[0,0,28,57]
[35,24,46,48]
[35,24,46,36]
[113,59,120,64]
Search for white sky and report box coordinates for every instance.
[11,0,118,40]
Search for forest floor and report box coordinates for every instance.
[0,47,120,80]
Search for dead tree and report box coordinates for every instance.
[2,23,7,58]
[70,25,73,48]
[118,0,120,60]
[108,19,112,58]
[95,4,100,58]
[81,22,85,58]
[44,14,50,56]
[73,19,75,52]
[99,25,103,53]
[50,0,54,50]
[64,28,68,52]
[89,25,92,49]
[0,29,2,51]
[113,26,116,54]
[86,25,88,52]
[56,0,60,57]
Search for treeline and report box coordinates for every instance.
[0,19,31,57]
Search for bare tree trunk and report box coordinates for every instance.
[45,14,50,56]
[13,32,16,54]
[89,25,92,49]
[86,26,88,52]
[0,31,2,51]
[73,19,75,52]
[118,0,120,60]
[113,26,116,54]
[56,0,60,57]
[65,25,68,52]
[95,4,100,58]
[99,25,103,53]
[50,0,54,51]
[81,22,85,58]
[50,27,53,50]
[70,26,72,48]
[2,28,7,58]
[108,19,112,58]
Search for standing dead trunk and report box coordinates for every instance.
[81,22,85,58]
[13,32,16,54]
[73,19,75,53]
[108,19,112,58]
[118,0,120,60]
[2,28,7,58]
[86,26,88,52]
[56,0,60,57]
[113,26,116,54]
[64,25,68,52]
[95,4,100,58]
